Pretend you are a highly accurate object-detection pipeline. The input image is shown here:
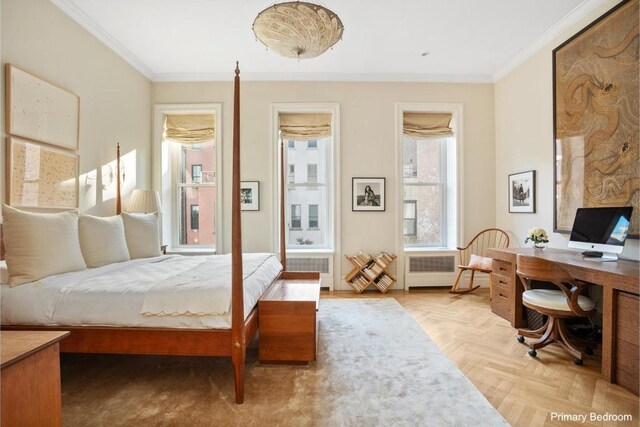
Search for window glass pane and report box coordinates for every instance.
[403,200,417,236]
[286,136,330,248]
[179,186,215,246]
[288,164,295,184]
[309,204,319,228]
[288,140,295,149]
[307,140,317,149]
[180,142,215,184]
[403,137,440,184]
[403,186,442,246]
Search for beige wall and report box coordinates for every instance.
[1,0,151,216]
[495,0,638,261]
[153,81,496,286]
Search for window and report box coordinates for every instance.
[307,164,318,184]
[190,205,200,230]
[277,106,337,252]
[290,204,302,229]
[191,164,202,184]
[288,164,295,184]
[403,200,417,236]
[309,204,319,229]
[403,136,450,247]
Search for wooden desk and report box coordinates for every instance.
[1,331,70,426]
[487,248,639,395]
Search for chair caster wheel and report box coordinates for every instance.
[517,335,525,343]
[574,358,583,366]
[585,347,594,356]
[528,349,537,358]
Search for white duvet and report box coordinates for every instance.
[0,254,282,329]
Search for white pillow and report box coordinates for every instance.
[2,205,87,287]
[121,212,161,259]
[79,215,130,267]
[0,260,8,285]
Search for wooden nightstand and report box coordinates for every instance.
[1,331,70,426]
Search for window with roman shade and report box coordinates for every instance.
[279,111,333,249]
[402,112,454,247]
[164,114,215,144]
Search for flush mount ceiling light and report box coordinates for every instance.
[252,1,344,60]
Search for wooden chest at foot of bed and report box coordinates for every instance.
[258,272,321,364]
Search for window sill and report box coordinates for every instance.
[289,228,303,231]
[287,248,334,255]
[307,227,320,231]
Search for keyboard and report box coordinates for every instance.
[582,251,603,258]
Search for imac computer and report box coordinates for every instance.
[568,206,633,261]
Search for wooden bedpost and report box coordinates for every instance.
[230,61,246,404]
[279,138,287,271]
[116,143,122,215]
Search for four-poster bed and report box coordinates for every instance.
[1,64,319,404]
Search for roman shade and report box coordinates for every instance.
[403,112,453,139]
[279,113,332,140]
[164,114,215,144]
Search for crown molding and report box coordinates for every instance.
[492,0,607,82]
[51,0,155,80]
[152,72,494,84]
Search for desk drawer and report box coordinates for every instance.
[491,274,512,296]
[615,292,639,395]
[492,260,513,278]
[491,288,511,321]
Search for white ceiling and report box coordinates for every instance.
[52,0,601,82]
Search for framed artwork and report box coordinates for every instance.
[6,136,79,209]
[352,177,385,211]
[553,0,638,238]
[509,170,536,213]
[240,181,260,211]
[6,64,80,151]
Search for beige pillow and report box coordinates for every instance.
[2,205,87,287]
[0,260,8,285]
[121,212,161,259]
[468,254,493,271]
[79,215,130,267]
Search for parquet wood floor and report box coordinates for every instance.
[322,288,639,427]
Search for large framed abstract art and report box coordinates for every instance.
[553,0,639,238]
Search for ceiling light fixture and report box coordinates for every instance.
[252,1,344,60]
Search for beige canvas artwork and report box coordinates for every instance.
[8,137,79,209]
[554,0,639,236]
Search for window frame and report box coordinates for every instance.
[191,164,202,184]
[403,200,417,236]
[190,204,200,230]
[153,103,223,254]
[290,204,302,230]
[307,163,318,184]
[272,103,340,257]
[309,204,319,229]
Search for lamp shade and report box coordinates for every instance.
[127,189,161,214]
[252,1,344,59]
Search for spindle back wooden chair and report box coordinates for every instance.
[449,228,509,294]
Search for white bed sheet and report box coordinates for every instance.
[0,254,282,329]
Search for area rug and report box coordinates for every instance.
[61,299,507,426]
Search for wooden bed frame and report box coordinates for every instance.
[1,63,313,404]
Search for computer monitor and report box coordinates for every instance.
[568,207,633,261]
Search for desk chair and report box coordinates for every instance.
[450,228,509,294]
[515,255,596,365]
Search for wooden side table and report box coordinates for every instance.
[1,331,70,427]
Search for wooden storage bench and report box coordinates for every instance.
[258,272,320,364]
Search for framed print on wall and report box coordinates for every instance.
[352,177,385,211]
[6,136,79,209]
[6,64,80,151]
[553,0,639,238]
[240,181,260,211]
[508,170,535,213]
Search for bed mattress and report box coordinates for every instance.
[0,254,282,329]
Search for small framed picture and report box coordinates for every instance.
[508,170,535,213]
[240,181,259,211]
[352,177,385,211]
